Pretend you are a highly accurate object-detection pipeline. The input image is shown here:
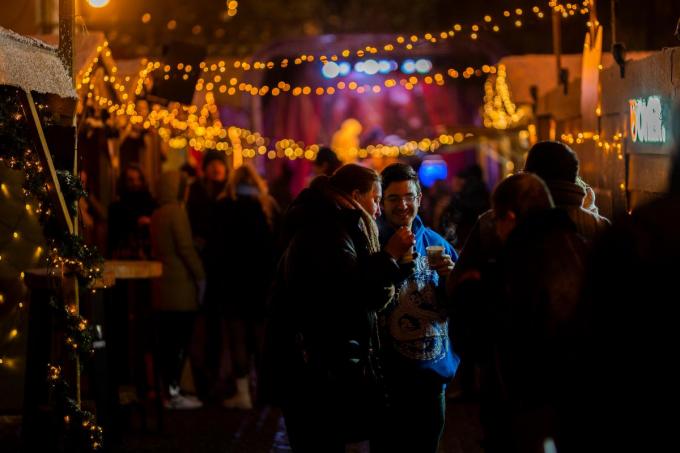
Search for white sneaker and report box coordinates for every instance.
[182,394,202,403]
[164,394,204,410]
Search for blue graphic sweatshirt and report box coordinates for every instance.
[378,216,460,388]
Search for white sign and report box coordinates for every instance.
[629,96,667,144]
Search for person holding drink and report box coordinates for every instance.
[266,164,414,452]
[374,163,459,453]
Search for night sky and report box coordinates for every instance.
[79,0,680,60]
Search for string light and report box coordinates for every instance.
[219,2,589,72]
[87,86,476,159]
[549,1,592,18]
[77,2,589,83]
[226,0,238,17]
[483,64,530,129]
[560,130,624,155]
[76,54,484,159]
[560,130,626,191]
[70,2,586,164]
[124,59,494,99]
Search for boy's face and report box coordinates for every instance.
[382,180,421,229]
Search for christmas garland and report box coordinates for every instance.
[49,297,94,361]
[48,365,103,450]
[0,86,102,287]
[1,84,103,450]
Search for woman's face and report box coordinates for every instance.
[354,181,382,219]
[124,168,144,192]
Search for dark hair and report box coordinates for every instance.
[457,164,483,181]
[314,147,341,174]
[492,173,554,222]
[330,164,380,195]
[118,164,148,196]
[180,163,197,178]
[202,149,227,170]
[380,162,421,194]
[524,141,579,183]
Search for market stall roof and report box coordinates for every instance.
[0,26,76,99]
[33,31,115,83]
[498,52,653,106]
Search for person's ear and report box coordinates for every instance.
[351,189,362,202]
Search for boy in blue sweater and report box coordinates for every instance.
[375,163,459,453]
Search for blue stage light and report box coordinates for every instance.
[338,62,351,76]
[378,60,391,74]
[418,157,448,188]
[415,59,433,74]
[401,59,416,74]
[322,62,340,78]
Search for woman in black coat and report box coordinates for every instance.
[265,164,415,452]
[209,163,278,410]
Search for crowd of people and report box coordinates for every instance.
[96,136,679,452]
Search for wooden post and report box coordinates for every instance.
[59,0,82,406]
[611,0,618,44]
[58,0,76,80]
[552,10,562,88]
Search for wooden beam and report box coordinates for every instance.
[19,90,75,236]
[58,0,76,80]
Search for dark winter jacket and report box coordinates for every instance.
[467,208,588,452]
[566,191,680,452]
[265,178,401,419]
[186,178,227,252]
[497,208,587,409]
[107,190,156,259]
[545,180,610,242]
[205,192,276,318]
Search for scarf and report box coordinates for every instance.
[313,176,381,254]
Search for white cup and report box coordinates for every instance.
[426,245,444,267]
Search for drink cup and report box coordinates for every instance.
[400,246,414,264]
[426,245,445,267]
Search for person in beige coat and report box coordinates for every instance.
[151,170,206,409]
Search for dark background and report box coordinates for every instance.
[74,0,680,59]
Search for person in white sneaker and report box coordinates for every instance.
[151,170,206,410]
[215,164,279,411]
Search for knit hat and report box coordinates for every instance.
[524,141,579,183]
[201,150,227,170]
